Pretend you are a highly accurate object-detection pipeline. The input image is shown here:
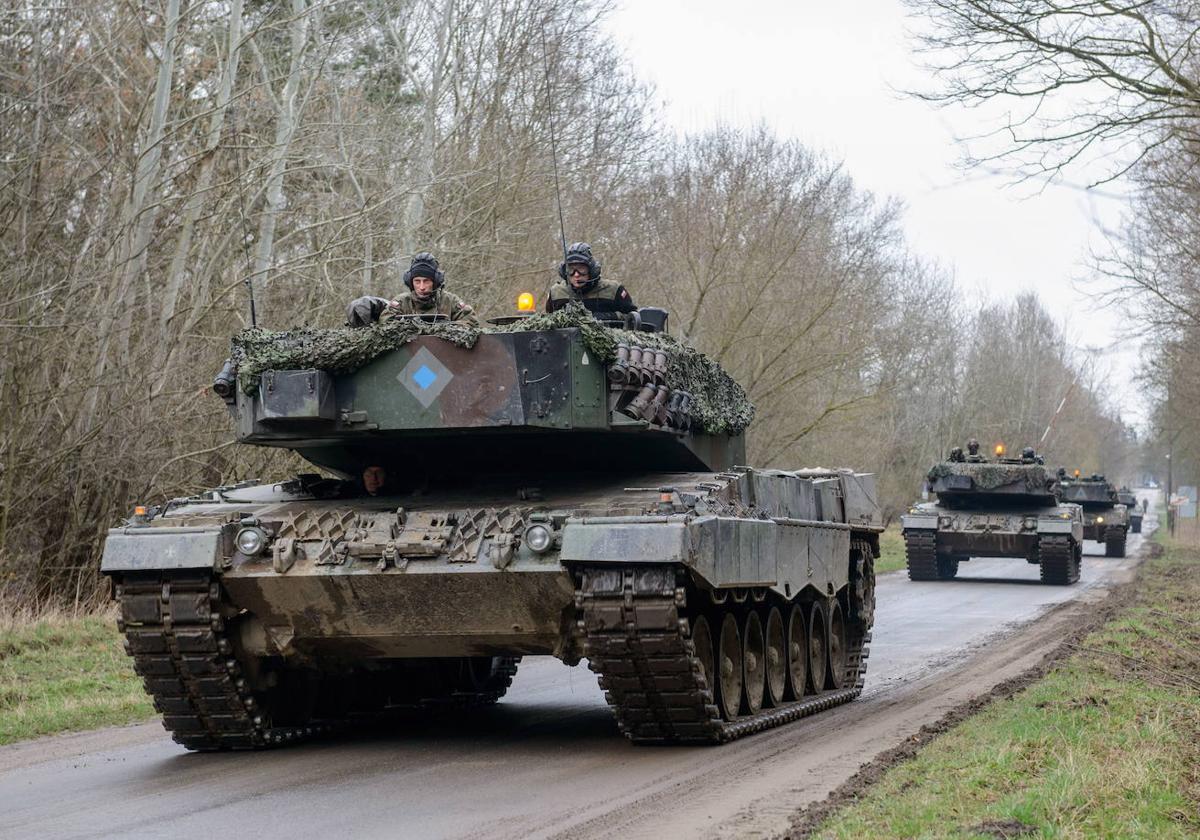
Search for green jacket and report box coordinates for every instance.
[385,289,479,328]
[546,278,635,315]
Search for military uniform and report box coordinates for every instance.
[385,289,479,327]
[546,278,635,315]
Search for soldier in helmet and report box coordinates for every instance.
[346,252,478,328]
[948,446,965,463]
[965,438,983,462]
[546,242,636,315]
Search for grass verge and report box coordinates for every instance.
[0,610,153,745]
[799,535,1200,839]
[877,525,906,574]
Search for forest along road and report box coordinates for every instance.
[0,494,1157,840]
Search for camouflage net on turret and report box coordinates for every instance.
[229,304,755,435]
[927,461,1053,494]
[231,319,481,390]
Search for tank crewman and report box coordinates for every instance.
[346,252,478,328]
[965,438,983,462]
[546,242,636,315]
[948,446,965,463]
[1021,446,1037,463]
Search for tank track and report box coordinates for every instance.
[1037,535,1080,585]
[116,572,520,750]
[577,565,869,744]
[904,530,937,580]
[116,573,295,750]
[904,531,957,580]
[1104,525,1127,557]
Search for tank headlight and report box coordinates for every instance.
[938,516,952,528]
[524,524,553,553]
[1096,516,1105,524]
[236,526,269,556]
[1023,517,1037,530]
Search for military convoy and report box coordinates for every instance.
[901,448,1084,585]
[101,307,882,749]
[1058,473,1129,556]
[1117,488,1144,534]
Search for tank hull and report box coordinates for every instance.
[103,467,882,748]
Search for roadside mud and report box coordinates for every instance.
[781,542,1159,839]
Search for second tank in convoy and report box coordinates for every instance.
[1058,472,1130,556]
[902,442,1084,584]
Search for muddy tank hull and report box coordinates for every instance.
[901,502,1084,584]
[103,468,882,748]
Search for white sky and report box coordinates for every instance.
[604,0,1145,425]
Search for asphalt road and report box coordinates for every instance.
[0,494,1156,840]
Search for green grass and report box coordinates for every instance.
[877,525,906,574]
[0,612,154,745]
[812,536,1200,839]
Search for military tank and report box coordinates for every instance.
[901,446,1083,584]
[1117,487,1143,534]
[1058,473,1129,556]
[100,305,882,749]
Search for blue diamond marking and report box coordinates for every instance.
[412,365,438,390]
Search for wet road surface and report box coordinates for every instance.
[0,495,1157,839]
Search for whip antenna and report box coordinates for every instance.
[540,23,568,264]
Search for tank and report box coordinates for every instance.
[100,307,883,749]
[900,450,1084,584]
[1059,474,1130,555]
[1117,488,1143,534]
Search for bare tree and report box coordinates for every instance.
[906,0,1200,183]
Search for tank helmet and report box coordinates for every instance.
[966,438,980,454]
[558,242,601,292]
[1021,446,1036,460]
[403,252,445,293]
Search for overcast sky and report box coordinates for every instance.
[604,0,1145,425]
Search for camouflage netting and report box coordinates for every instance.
[229,304,755,435]
[927,462,1053,494]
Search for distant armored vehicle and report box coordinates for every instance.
[901,445,1083,584]
[1059,473,1129,555]
[1117,488,1143,534]
[101,305,882,749]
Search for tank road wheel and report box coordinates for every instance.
[904,530,939,581]
[827,600,847,690]
[807,601,828,694]
[1105,526,1127,558]
[786,604,809,700]
[742,612,766,715]
[936,555,960,580]
[689,615,716,698]
[764,607,788,707]
[717,613,744,720]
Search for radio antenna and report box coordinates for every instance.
[540,23,569,265]
[230,106,258,327]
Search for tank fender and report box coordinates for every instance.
[900,513,938,530]
[1036,518,1076,535]
[100,526,225,573]
[559,516,692,566]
